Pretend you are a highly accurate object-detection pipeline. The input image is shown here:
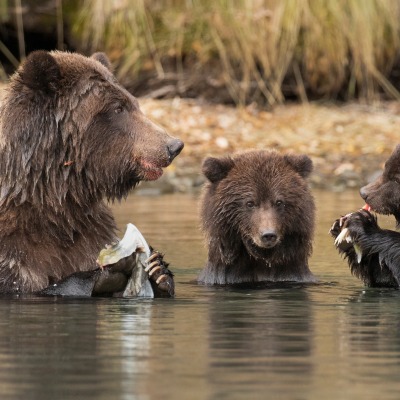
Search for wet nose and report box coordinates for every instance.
[167,139,184,161]
[260,230,277,244]
[359,186,367,201]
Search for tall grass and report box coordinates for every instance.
[72,0,400,105]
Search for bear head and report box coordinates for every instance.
[201,150,315,262]
[360,144,400,223]
[0,50,183,208]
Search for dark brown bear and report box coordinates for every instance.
[198,150,316,285]
[0,50,183,294]
[330,144,400,287]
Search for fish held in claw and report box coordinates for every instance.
[97,223,154,298]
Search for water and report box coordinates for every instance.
[1,191,400,400]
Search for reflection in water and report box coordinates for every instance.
[340,289,400,370]
[0,298,154,400]
[1,191,400,400]
[207,287,314,399]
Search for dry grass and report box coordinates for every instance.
[72,0,400,104]
[17,0,400,105]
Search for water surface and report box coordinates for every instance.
[1,191,400,400]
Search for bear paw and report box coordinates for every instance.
[330,209,378,249]
[344,209,378,238]
[145,249,175,297]
[329,218,342,240]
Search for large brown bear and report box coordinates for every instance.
[0,50,183,294]
[330,144,400,287]
[198,150,316,285]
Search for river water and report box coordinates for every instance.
[0,191,400,400]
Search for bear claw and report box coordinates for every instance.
[148,265,162,276]
[145,249,175,297]
[145,260,160,272]
[156,274,168,284]
[145,252,160,264]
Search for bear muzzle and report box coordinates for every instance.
[259,229,279,248]
[138,139,184,181]
[359,180,387,214]
[359,184,371,204]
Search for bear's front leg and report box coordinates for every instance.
[330,216,362,279]
[342,209,380,238]
[330,210,400,287]
[145,249,175,297]
[330,210,381,277]
[330,209,379,254]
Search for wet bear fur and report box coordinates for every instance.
[198,150,316,285]
[330,144,400,287]
[0,50,183,294]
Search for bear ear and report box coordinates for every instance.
[202,157,235,183]
[19,50,61,94]
[91,52,111,70]
[284,154,313,178]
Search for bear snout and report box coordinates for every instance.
[167,139,184,162]
[359,175,386,209]
[359,185,369,202]
[259,229,279,248]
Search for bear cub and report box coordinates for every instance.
[198,149,316,285]
[330,144,400,287]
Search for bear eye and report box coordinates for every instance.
[114,106,124,114]
[276,200,285,207]
[246,201,256,208]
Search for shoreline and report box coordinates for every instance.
[138,98,399,194]
[0,82,397,194]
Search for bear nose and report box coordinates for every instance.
[167,139,184,161]
[359,186,368,201]
[260,230,277,244]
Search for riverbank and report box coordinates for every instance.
[0,80,398,194]
[136,98,400,194]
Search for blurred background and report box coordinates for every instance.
[1,0,400,191]
[2,0,400,105]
